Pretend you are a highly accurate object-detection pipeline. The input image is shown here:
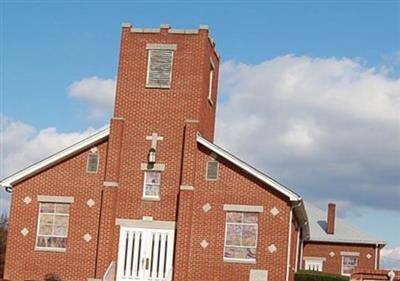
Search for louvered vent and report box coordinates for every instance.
[206,161,219,180]
[86,153,99,173]
[146,49,174,88]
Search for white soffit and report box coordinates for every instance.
[196,135,301,201]
[0,127,110,188]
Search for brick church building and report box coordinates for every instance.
[1,24,386,281]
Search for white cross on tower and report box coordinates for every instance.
[146,133,164,150]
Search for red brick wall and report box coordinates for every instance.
[111,25,219,222]
[4,141,108,281]
[105,26,221,277]
[302,241,377,275]
[178,145,295,281]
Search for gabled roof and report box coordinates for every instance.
[305,202,386,245]
[0,127,110,188]
[196,134,302,202]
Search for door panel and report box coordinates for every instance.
[117,227,175,281]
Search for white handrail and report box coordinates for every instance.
[103,261,116,281]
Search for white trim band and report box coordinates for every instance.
[37,195,74,203]
[303,256,327,261]
[180,185,194,191]
[146,43,177,50]
[103,181,118,187]
[141,163,166,171]
[116,219,176,230]
[340,251,360,256]
[223,204,264,213]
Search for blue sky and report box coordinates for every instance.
[1,0,400,267]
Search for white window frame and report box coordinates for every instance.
[86,152,99,173]
[142,171,161,201]
[206,160,219,181]
[223,212,258,264]
[145,49,174,89]
[35,202,70,252]
[341,255,359,276]
[304,258,324,272]
[208,62,214,104]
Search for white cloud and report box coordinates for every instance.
[381,247,400,270]
[216,55,400,211]
[0,115,100,179]
[0,115,104,212]
[68,76,116,120]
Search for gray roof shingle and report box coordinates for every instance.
[305,202,386,245]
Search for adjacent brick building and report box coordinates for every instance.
[1,23,386,281]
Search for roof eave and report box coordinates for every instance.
[196,134,301,202]
[307,238,387,246]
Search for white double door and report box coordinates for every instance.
[116,226,175,281]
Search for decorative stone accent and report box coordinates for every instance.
[86,199,95,208]
[90,147,98,153]
[200,240,209,249]
[270,207,280,217]
[21,228,29,236]
[366,253,372,259]
[23,196,32,205]
[329,251,335,257]
[83,233,92,242]
[267,244,277,253]
[250,269,268,281]
[202,203,211,213]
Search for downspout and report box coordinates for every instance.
[299,239,304,270]
[374,244,378,270]
[94,189,105,277]
[295,227,300,272]
[286,208,293,281]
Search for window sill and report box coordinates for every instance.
[142,197,161,202]
[223,258,256,264]
[145,85,171,89]
[35,247,66,253]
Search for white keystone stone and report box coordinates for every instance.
[202,203,211,213]
[329,251,335,257]
[83,233,92,242]
[90,147,98,153]
[21,228,29,236]
[200,240,209,249]
[23,196,32,205]
[270,207,280,217]
[86,199,95,208]
[267,244,277,253]
[366,253,372,259]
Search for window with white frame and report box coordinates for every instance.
[146,49,174,88]
[36,203,70,251]
[206,160,219,180]
[208,63,214,102]
[305,259,323,271]
[143,171,161,199]
[342,255,359,276]
[86,152,99,173]
[224,212,258,262]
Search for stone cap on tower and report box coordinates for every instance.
[121,22,220,59]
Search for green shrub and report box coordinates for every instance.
[295,270,350,281]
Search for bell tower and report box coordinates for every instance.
[96,25,220,275]
[113,23,220,141]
